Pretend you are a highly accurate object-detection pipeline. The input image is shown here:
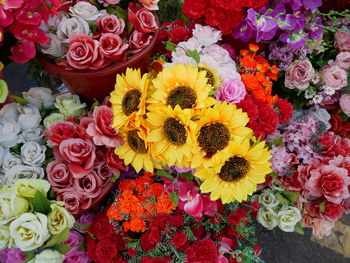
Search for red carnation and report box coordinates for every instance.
[141,256,171,263]
[169,26,191,44]
[171,232,188,251]
[140,232,158,252]
[95,239,118,263]
[276,98,293,124]
[91,217,115,240]
[213,0,242,10]
[205,7,244,35]
[85,232,97,262]
[228,207,248,226]
[168,214,184,227]
[210,214,223,225]
[190,224,205,240]
[255,99,279,135]
[149,214,170,230]
[237,95,259,122]
[186,240,219,263]
[182,0,210,19]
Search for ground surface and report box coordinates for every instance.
[3,63,350,263]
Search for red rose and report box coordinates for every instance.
[59,138,96,178]
[297,163,319,190]
[73,170,104,198]
[105,148,127,175]
[182,0,209,19]
[128,3,158,34]
[307,198,345,221]
[129,30,152,53]
[276,98,293,124]
[45,121,77,146]
[96,164,113,180]
[169,26,191,44]
[95,239,118,263]
[46,160,73,192]
[57,187,85,214]
[228,207,247,226]
[320,132,341,157]
[186,240,219,263]
[171,232,188,251]
[281,174,302,192]
[96,13,125,35]
[99,33,129,62]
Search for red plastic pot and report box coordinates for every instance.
[36,27,159,102]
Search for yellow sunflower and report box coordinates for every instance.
[197,64,221,89]
[147,63,212,111]
[195,137,272,204]
[110,68,149,131]
[191,101,252,169]
[115,125,159,173]
[146,105,197,167]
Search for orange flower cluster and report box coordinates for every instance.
[107,172,175,232]
[239,44,279,105]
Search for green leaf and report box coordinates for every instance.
[54,244,71,254]
[23,251,36,263]
[319,201,326,212]
[276,192,290,204]
[281,191,299,204]
[170,191,179,206]
[74,222,90,230]
[269,137,283,147]
[186,49,200,64]
[165,40,176,52]
[10,143,23,155]
[126,21,134,34]
[45,228,70,248]
[115,6,128,21]
[111,172,120,182]
[12,95,29,105]
[156,169,174,180]
[89,23,97,33]
[294,222,304,235]
[32,190,52,215]
[77,242,85,252]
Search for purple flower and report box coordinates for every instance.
[0,248,26,263]
[284,0,303,11]
[278,14,297,31]
[216,78,246,104]
[302,0,322,9]
[64,251,90,263]
[76,214,94,230]
[63,230,84,250]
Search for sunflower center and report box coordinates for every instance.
[198,66,215,86]
[127,130,148,153]
[198,123,230,155]
[163,117,187,145]
[219,157,249,182]
[167,86,197,109]
[122,90,141,116]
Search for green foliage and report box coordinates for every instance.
[10,143,23,155]
[185,50,200,64]
[54,244,71,254]
[165,40,177,52]
[294,222,304,235]
[124,237,142,252]
[45,228,70,247]
[156,0,188,24]
[156,169,175,180]
[12,95,29,105]
[170,191,179,206]
[183,226,197,242]
[32,190,52,215]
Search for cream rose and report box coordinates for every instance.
[43,113,65,129]
[47,202,75,235]
[23,87,55,109]
[0,119,21,148]
[39,33,67,58]
[57,16,90,43]
[28,249,65,263]
[2,152,23,171]
[5,166,45,186]
[12,179,50,199]
[0,225,11,250]
[277,205,302,232]
[257,207,278,230]
[0,103,18,121]
[258,189,280,208]
[0,192,30,224]
[69,1,104,22]
[10,213,50,251]
[21,142,47,167]
[54,93,86,118]
[18,105,41,130]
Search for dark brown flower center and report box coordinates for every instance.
[198,123,230,155]
[167,86,197,109]
[127,130,147,153]
[122,90,141,116]
[163,117,187,145]
[219,157,249,182]
[198,66,215,86]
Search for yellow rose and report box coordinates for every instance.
[47,202,75,235]
[12,179,50,199]
[0,192,30,224]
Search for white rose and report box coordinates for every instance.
[0,103,18,121]
[28,249,65,263]
[0,225,11,250]
[20,126,44,143]
[217,64,241,81]
[47,202,75,235]
[192,25,222,47]
[5,165,44,186]
[270,179,285,191]
[21,142,47,167]
[48,13,67,31]
[43,113,65,129]
[258,189,280,208]
[69,2,105,22]
[0,119,21,147]
[57,16,90,43]
[54,93,86,117]
[10,213,50,251]
[277,206,302,232]
[0,172,5,187]
[0,145,5,167]
[202,44,232,66]
[257,207,278,230]
[23,87,55,109]
[39,33,67,58]
[0,192,30,224]
[18,105,41,130]
[2,152,23,171]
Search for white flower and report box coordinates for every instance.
[39,33,67,58]
[23,88,55,109]
[0,192,30,224]
[54,93,86,117]
[0,145,5,167]
[0,103,18,121]
[40,13,67,32]
[0,119,21,148]
[57,16,90,43]
[277,205,301,232]
[2,152,23,171]
[47,202,75,235]
[0,225,11,250]
[257,207,278,230]
[270,179,285,191]
[18,105,41,130]
[20,126,44,143]
[312,94,323,104]
[28,249,65,263]
[5,165,44,186]
[202,44,232,66]
[217,64,241,81]
[192,25,222,47]
[43,113,65,129]
[69,1,105,22]
[200,54,220,69]
[322,85,335,96]
[21,142,47,167]
[304,89,316,99]
[258,189,280,208]
[9,213,50,251]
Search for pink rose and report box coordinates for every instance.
[307,198,345,221]
[59,138,96,178]
[45,121,77,146]
[73,170,103,198]
[99,33,128,62]
[281,174,302,192]
[96,13,125,34]
[46,160,73,192]
[138,0,159,10]
[57,188,86,215]
[328,156,350,175]
[96,164,113,180]
[297,163,319,191]
[301,215,335,239]
[285,60,315,90]
[340,94,350,116]
[216,78,246,104]
[321,64,347,90]
[105,148,126,174]
[335,52,350,70]
[304,164,350,204]
[129,30,152,53]
[128,3,157,34]
[86,105,122,147]
[94,149,106,169]
[77,116,93,140]
[97,0,121,7]
[65,33,106,70]
[335,31,350,51]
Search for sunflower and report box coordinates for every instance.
[110,68,149,131]
[197,64,221,89]
[191,101,253,169]
[146,105,197,167]
[147,63,212,111]
[195,137,272,204]
[115,125,159,173]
